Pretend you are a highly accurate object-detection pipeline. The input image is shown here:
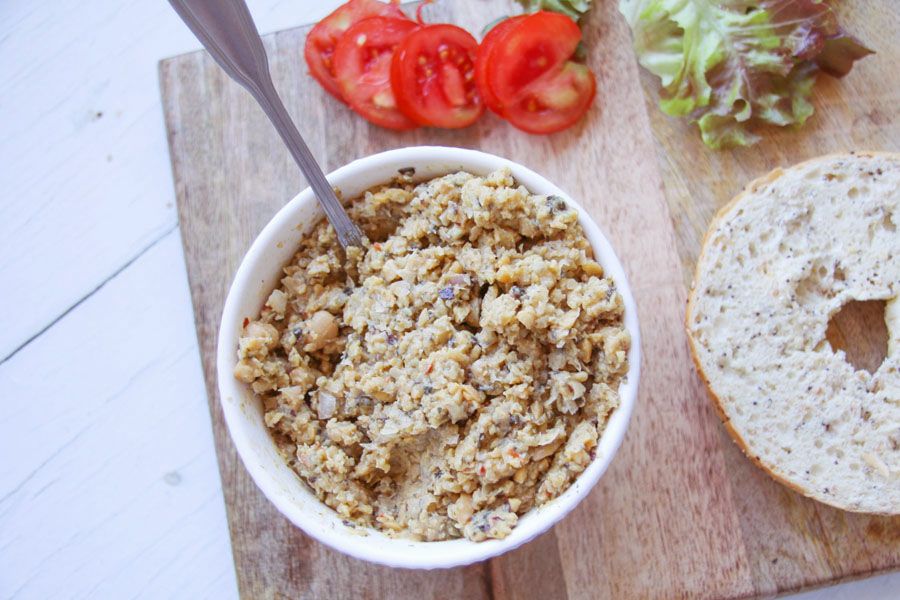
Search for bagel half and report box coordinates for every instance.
[686,152,900,514]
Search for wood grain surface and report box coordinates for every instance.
[160,1,900,597]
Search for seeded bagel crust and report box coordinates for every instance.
[686,152,900,514]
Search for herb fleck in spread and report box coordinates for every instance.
[235,169,629,541]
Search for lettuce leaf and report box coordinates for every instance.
[619,0,873,148]
[517,0,592,21]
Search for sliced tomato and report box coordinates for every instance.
[485,12,595,134]
[487,12,581,104]
[474,16,526,115]
[391,24,483,128]
[304,0,408,100]
[502,62,596,134]
[333,17,420,130]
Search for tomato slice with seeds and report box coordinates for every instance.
[390,24,484,128]
[474,16,526,115]
[502,62,596,134]
[333,16,420,130]
[484,11,595,134]
[304,0,408,100]
[486,12,581,104]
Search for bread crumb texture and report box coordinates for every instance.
[688,153,900,514]
[235,169,629,540]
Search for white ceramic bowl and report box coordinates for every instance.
[217,146,641,569]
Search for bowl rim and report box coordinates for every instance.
[216,146,641,569]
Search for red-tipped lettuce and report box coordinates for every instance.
[619,0,873,148]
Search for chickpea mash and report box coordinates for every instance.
[234,169,629,541]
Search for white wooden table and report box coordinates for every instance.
[0,1,896,598]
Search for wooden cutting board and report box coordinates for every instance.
[159,1,900,597]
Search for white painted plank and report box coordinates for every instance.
[0,0,342,359]
[788,573,900,600]
[0,232,236,600]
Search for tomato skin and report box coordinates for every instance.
[391,24,484,128]
[333,16,420,130]
[304,0,408,100]
[474,16,525,115]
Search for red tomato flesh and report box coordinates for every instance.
[474,16,526,115]
[486,12,581,104]
[502,62,596,134]
[391,24,484,128]
[484,12,595,134]
[333,16,420,130]
[304,0,408,100]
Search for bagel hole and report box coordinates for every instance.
[825,299,889,374]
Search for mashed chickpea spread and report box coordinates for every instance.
[234,169,629,541]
